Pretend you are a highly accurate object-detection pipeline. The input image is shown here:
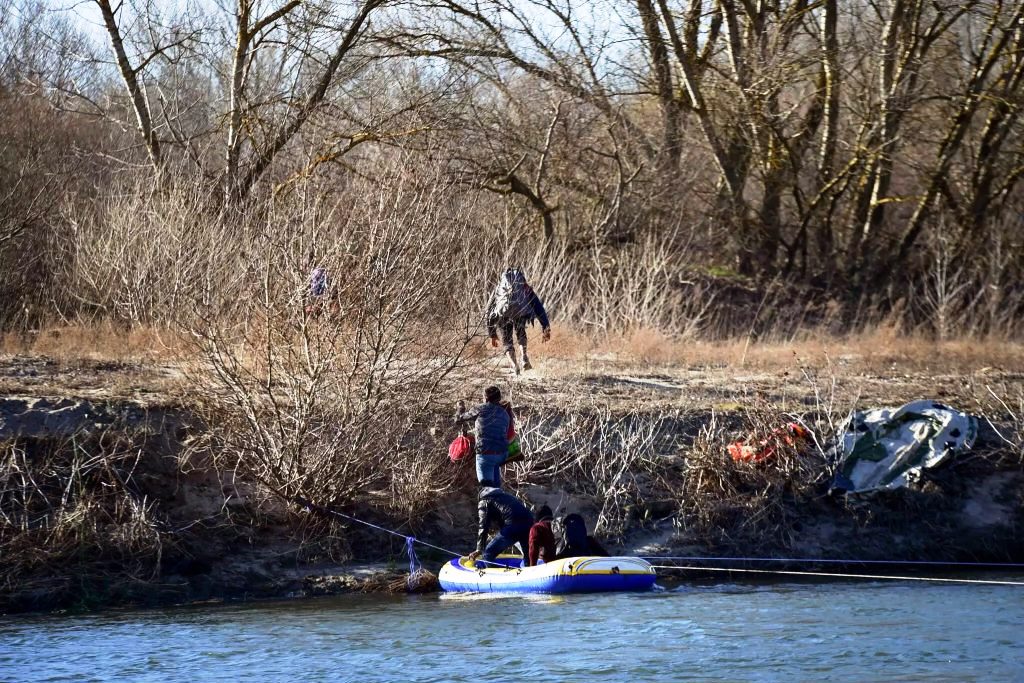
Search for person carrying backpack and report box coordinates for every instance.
[486,268,551,374]
[305,253,339,317]
[455,385,511,486]
[467,482,535,566]
[554,513,609,559]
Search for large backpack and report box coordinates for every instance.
[556,513,589,557]
[489,268,532,321]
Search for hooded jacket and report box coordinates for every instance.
[476,486,534,554]
[527,519,556,566]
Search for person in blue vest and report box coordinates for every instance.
[454,385,511,486]
[467,481,534,566]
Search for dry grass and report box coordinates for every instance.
[0,428,168,605]
[3,320,1024,421]
[537,325,1024,375]
[0,323,189,361]
[5,321,1024,376]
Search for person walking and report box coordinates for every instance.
[486,268,551,374]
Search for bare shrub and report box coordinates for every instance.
[185,166,481,526]
[675,403,832,552]
[63,181,234,325]
[972,383,1024,467]
[0,429,165,602]
[918,226,974,341]
[513,399,683,540]
[471,227,713,341]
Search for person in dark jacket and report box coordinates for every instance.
[527,504,557,567]
[455,385,511,486]
[486,268,551,374]
[467,483,534,565]
[554,513,609,559]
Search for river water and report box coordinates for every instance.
[2,578,1022,682]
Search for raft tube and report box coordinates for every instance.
[438,556,657,594]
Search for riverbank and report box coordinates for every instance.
[2,336,1023,614]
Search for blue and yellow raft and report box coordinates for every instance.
[438,555,657,594]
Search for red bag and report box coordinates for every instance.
[449,434,474,462]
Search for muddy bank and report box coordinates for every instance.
[1,356,1023,614]
[0,393,438,613]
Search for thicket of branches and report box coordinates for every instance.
[2,0,1023,338]
[6,1,1024,603]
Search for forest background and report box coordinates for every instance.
[3,0,1023,337]
[2,0,1024,610]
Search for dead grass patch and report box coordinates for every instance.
[538,325,1024,375]
[0,323,189,361]
[3,320,1022,383]
[0,427,171,608]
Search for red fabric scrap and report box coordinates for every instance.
[728,423,809,463]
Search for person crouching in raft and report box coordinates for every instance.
[467,482,534,567]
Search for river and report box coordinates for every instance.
[2,578,1022,682]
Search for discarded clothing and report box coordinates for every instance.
[832,400,977,493]
[728,422,809,463]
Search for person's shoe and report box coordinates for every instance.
[522,358,532,371]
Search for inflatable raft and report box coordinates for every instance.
[439,555,657,594]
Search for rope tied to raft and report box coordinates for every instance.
[640,555,1024,569]
[405,536,421,575]
[294,496,508,573]
[404,536,439,592]
[648,564,1024,587]
[296,496,459,556]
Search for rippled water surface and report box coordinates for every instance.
[3,579,1023,682]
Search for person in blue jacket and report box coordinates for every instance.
[455,385,511,486]
[486,268,551,374]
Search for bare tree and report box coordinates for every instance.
[86,0,392,201]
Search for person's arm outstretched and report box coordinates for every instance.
[527,287,550,340]
[454,400,480,425]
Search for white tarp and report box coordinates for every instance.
[832,400,977,493]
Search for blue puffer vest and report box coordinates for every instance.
[474,402,510,455]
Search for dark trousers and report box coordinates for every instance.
[498,318,529,351]
[481,521,532,562]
